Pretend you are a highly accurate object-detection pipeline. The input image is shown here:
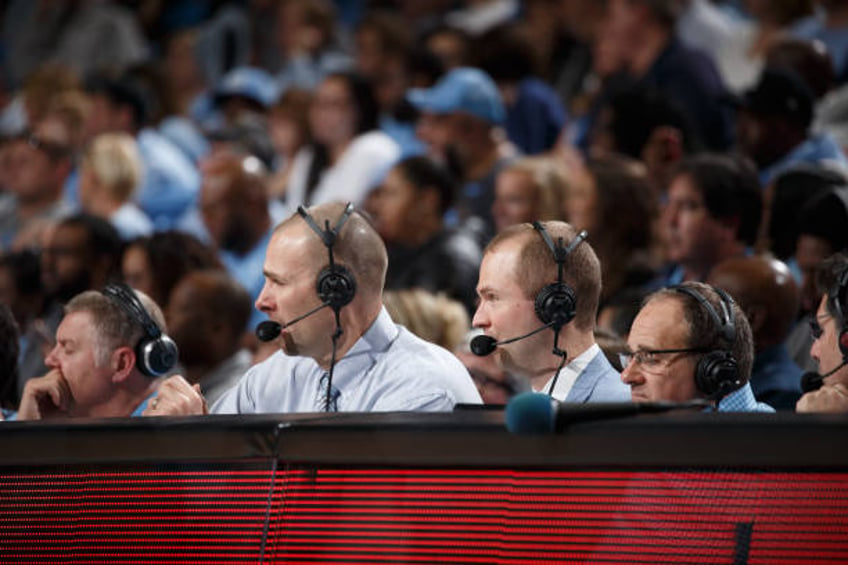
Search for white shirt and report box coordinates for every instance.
[285,131,400,210]
[536,343,603,401]
[211,308,482,414]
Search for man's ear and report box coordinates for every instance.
[110,346,136,383]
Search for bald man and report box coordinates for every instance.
[200,153,274,329]
[147,202,481,415]
[707,255,803,409]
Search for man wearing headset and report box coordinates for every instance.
[797,253,848,413]
[472,221,630,402]
[15,287,167,420]
[620,281,774,411]
[148,202,481,415]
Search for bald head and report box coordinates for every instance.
[707,255,800,348]
[200,154,270,252]
[276,202,388,304]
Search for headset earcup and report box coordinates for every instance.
[137,335,179,377]
[534,283,576,329]
[840,330,848,358]
[317,265,357,310]
[694,351,740,398]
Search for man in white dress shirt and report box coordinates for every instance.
[146,202,481,415]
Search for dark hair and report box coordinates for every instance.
[585,155,659,302]
[474,24,539,82]
[125,231,223,308]
[86,73,152,130]
[798,186,848,254]
[770,165,847,259]
[600,287,652,339]
[0,304,20,411]
[605,85,702,158]
[651,281,754,383]
[58,213,123,267]
[356,11,413,56]
[333,71,379,135]
[766,37,835,100]
[394,155,458,215]
[673,154,763,246]
[635,0,683,29]
[816,252,848,323]
[304,72,380,199]
[183,270,252,339]
[0,249,42,300]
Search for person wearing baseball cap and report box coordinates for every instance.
[407,67,517,246]
[734,66,848,186]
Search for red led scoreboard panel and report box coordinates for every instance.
[1,411,847,564]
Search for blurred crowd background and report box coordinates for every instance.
[1,0,847,410]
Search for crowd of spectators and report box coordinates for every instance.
[2,0,848,416]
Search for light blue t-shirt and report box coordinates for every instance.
[211,308,482,414]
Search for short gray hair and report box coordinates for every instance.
[65,289,167,367]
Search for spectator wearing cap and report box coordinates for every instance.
[735,66,848,186]
[407,67,518,245]
[197,67,279,170]
[83,73,200,230]
[210,66,279,126]
[0,117,74,251]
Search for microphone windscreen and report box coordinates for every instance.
[801,371,824,393]
[255,320,282,342]
[504,392,556,435]
[470,334,498,356]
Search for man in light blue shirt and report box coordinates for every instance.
[13,287,169,421]
[620,281,774,412]
[146,202,481,415]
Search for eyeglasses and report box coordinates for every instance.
[809,314,832,340]
[619,348,708,370]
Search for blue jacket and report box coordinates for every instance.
[565,350,631,403]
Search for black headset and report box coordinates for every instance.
[102,283,178,377]
[828,264,848,360]
[297,202,358,312]
[672,285,741,399]
[532,222,588,331]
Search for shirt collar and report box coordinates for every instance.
[539,343,601,400]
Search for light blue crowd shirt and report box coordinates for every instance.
[211,308,482,414]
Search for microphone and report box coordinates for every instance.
[470,323,554,356]
[800,361,848,392]
[254,301,331,342]
[255,320,282,342]
[504,392,712,435]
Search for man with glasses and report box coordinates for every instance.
[620,281,773,411]
[797,254,848,413]
[0,121,75,250]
